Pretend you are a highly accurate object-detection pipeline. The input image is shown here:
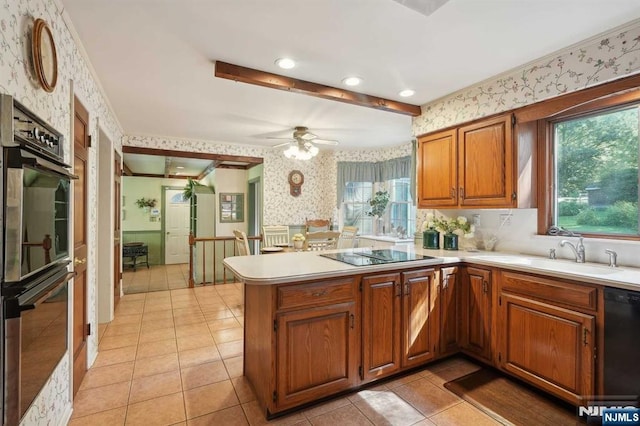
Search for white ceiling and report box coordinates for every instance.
[61,0,640,150]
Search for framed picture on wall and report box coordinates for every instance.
[219,193,244,222]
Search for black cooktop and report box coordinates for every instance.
[320,249,438,267]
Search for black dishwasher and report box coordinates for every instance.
[604,287,640,397]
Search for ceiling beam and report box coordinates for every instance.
[214,61,422,117]
[129,172,194,180]
[122,146,263,165]
[123,163,133,176]
[197,160,221,180]
[164,157,172,178]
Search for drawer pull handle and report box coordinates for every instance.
[583,328,589,346]
[483,281,489,293]
[443,276,449,290]
[451,187,456,198]
[395,283,401,297]
[350,314,355,329]
[312,289,328,297]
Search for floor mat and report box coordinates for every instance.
[444,368,579,425]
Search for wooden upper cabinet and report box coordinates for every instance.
[417,113,517,209]
[458,114,515,207]
[417,129,458,207]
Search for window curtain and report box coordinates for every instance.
[411,139,417,206]
[336,156,412,207]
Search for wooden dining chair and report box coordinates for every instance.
[305,218,331,232]
[262,225,290,247]
[233,229,251,256]
[304,231,341,251]
[337,226,358,249]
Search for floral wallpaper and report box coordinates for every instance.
[413,21,640,135]
[1,0,123,424]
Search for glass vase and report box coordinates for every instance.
[423,230,440,249]
[443,233,459,251]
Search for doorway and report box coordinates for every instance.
[164,187,190,264]
[248,176,262,254]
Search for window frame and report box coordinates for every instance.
[536,89,640,241]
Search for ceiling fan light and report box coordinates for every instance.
[309,145,319,156]
[399,89,415,97]
[342,76,362,87]
[275,58,296,69]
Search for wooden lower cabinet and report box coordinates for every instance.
[461,266,492,361]
[439,266,460,355]
[275,302,359,410]
[361,269,437,382]
[497,271,597,405]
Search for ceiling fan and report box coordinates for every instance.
[269,126,338,160]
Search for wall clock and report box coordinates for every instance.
[288,170,304,197]
[32,18,58,93]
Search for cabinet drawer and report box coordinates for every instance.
[277,278,356,311]
[500,271,597,311]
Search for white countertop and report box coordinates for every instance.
[223,247,640,291]
[358,235,414,243]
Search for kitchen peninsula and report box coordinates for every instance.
[224,247,640,418]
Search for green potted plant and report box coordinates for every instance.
[183,178,215,200]
[428,215,475,251]
[135,198,157,212]
[367,190,390,235]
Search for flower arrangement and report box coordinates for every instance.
[135,198,157,209]
[422,213,475,238]
[367,190,390,218]
[291,233,306,242]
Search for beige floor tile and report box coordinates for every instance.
[223,356,243,378]
[142,310,174,322]
[98,323,108,342]
[136,338,178,359]
[125,392,186,426]
[179,345,221,368]
[384,371,425,389]
[110,313,143,326]
[71,381,131,418]
[124,293,147,301]
[141,318,176,332]
[217,340,243,359]
[133,353,180,378]
[79,361,134,391]
[175,323,211,339]
[230,376,257,403]
[144,302,173,312]
[307,404,372,426]
[129,370,183,404]
[423,363,481,388]
[241,400,307,426]
[211,327,243,344]
[184,380,240,419]
[302,397,351,419]
[427,402,500,426]
[177,334,216,352]
[181,360,229,390]
[352,389,426,426]
[68,407,127,426]
[99,333,140,351]
[139,327,177,343]
[104,323,142,337]
[346,383,390,405]
[392,378,462,417]
[93,345,137,368]
[207,317,241,331]
[203,308,235,321]
[173,315,207,327]
[187,405,248,426]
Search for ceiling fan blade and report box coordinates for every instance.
[299,132,317,141]
[271,142,292,148]
[313,138,338,145]
[267,136,294,140]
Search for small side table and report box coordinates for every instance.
[123,243,149,271]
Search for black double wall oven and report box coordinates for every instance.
[0,94,75,425]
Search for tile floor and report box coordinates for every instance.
[70,281,503,425]
[123,264,191,294]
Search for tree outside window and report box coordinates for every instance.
[554,105,639,235]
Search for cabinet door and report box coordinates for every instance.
[439,267,460,355]
[417,129,458,208]
[362,273,402,381]
[462,267,492,361]
[276,302,358,410]
[499,293,595,404]
[401,269,438,368]
[458,114,515,207]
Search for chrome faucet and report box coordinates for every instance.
[605,249,618,268]
[560,236,585,263]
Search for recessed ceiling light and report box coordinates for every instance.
[342,77,362,87]
[275,58,296,69]
[176,166,185,169]
[399,89,415,97]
